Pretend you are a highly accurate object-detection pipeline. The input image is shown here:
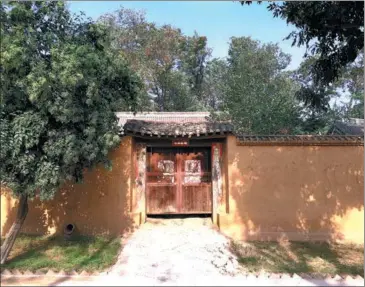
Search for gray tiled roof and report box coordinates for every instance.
[237,135,363,146]
[116,112,233,137]
[327,118,364,135]
[115,112,364,143]
[122,120,233,137]
[116,112,211,126]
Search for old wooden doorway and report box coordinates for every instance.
[146,147,212,215]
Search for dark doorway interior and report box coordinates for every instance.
[147,214,211,219]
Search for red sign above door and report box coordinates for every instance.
[172,139,189,146]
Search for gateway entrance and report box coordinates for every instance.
[146,147,212,215]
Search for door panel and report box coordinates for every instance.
[146,147,212,214]
[181,185,211,213]
[147,185,177,213]
[179,149,212,213]
[146,148,177,214]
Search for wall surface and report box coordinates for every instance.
[1,136,135,237]
[2,134,363,244]
[219,135,364,244]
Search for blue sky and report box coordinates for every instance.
[68,1,307,70]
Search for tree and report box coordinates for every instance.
[337,52,364,119]
[221,37,302,135]
[346,91,364,119]
[98,7,211,111]
[145,24,190,111]
[292,56,338,111]
[292,51,364,134]
[296,102,346,135]
[97,8,153,111]
[202,58,228,111]
[180,32,212,103]
[242,1,364,109]
[0,2,141,263]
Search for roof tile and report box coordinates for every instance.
[122,119,233,137]
[237,135,363,146]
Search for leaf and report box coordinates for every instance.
[1,2,141,199]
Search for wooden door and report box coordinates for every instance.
[146,147,212,214]
[146,147,178,214]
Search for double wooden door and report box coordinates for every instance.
[146,147,212,214]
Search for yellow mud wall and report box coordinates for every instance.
[1,136,135,237]
[219,135,364,244]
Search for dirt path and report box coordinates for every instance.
[107,217,240,283]
[2,218,364,286]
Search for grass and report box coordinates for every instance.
[230,240,364,276]
[0,234,121,272]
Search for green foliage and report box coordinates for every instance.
[337,52,364,119]
[242,1,364,110]
[98,7,211,111]
[180,33,212,103]
[221,37,302,135]
[296,105,345,135]
[293,51,364,134]
[0,2,141,200]
[202,58,228,111]
[231,240,364,276]
[346,92,364,119]
[292,56,338,111]
[0,235,121,272]
[268,2,363,83]
[96,5,362,133]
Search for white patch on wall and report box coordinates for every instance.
[136,144,146,211]
[212,145,222,213]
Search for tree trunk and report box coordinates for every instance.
[0,194,28,264]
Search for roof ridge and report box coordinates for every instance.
[125,119,230,123]
[116,111,210,115]
[121,120,233,137]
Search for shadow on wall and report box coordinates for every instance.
[226,144,364,243]
[1,137,135,237]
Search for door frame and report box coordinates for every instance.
[133,137,225,223]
